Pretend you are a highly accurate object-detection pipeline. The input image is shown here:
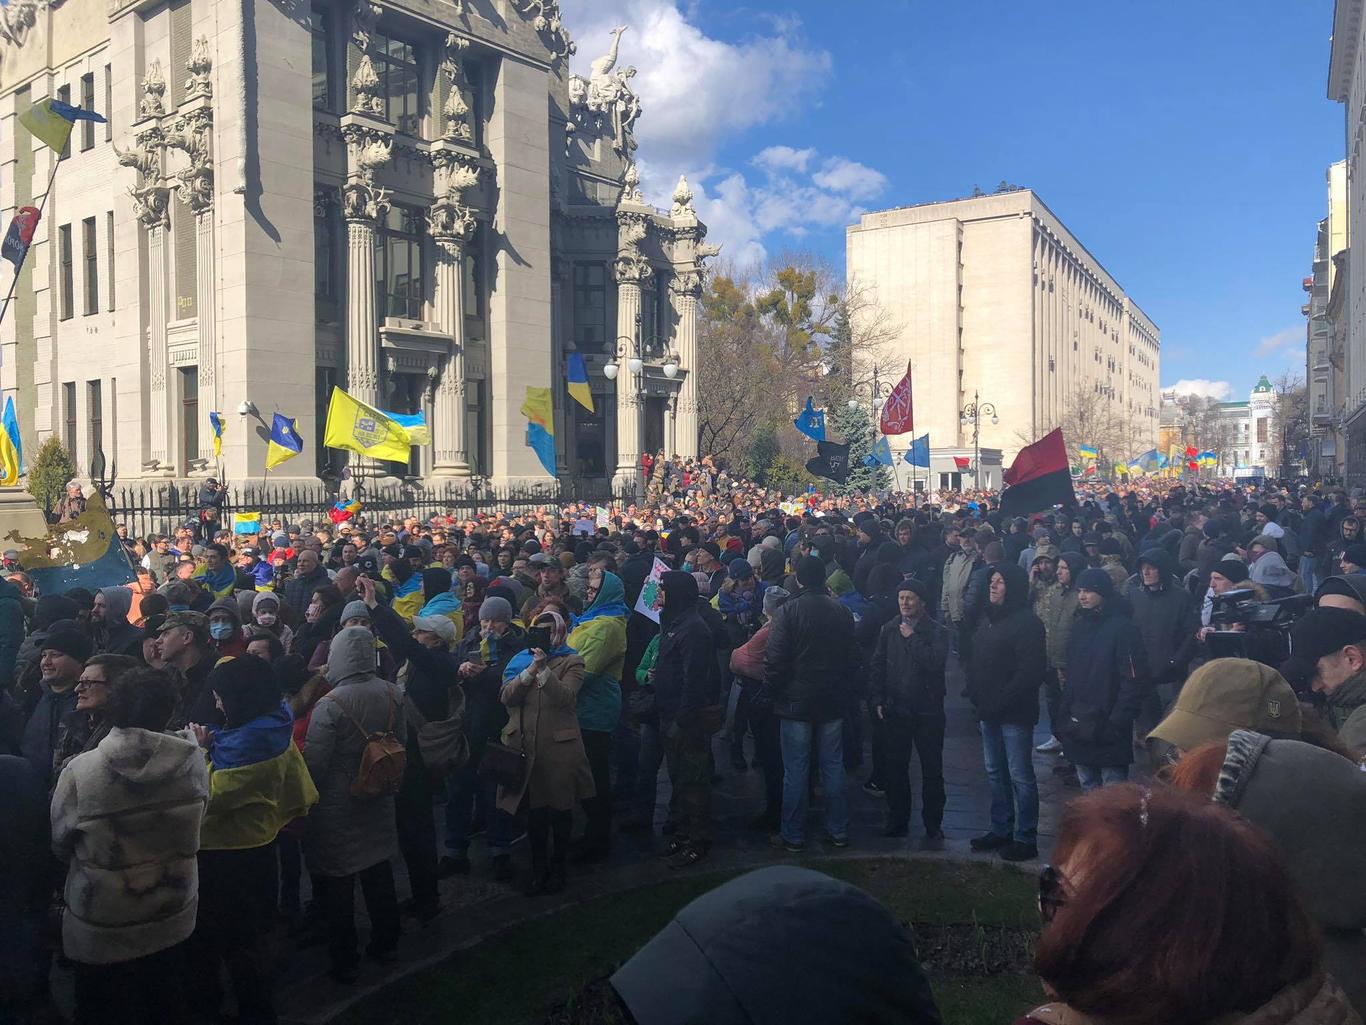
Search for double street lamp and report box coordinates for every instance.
[603,312,679,381]
[960,391,998,490]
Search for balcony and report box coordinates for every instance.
[1313,407,1335,425]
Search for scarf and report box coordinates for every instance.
[206,700,294,770]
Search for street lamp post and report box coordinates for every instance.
[959,391,999,490]
[847,364,893,418]
[604,312,644,492]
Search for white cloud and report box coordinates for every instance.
[1168,379,1233,401]
[811,156,889,201]
[753,145,816,174]
[1254,326,1301,357]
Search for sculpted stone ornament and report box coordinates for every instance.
[342,122,393,183]
[0,0,45,55]
[440,33,474,143]
[621,161,643,204]
[570,26,642,158]
[139,60,166,120]
[342,180,390,224]
[509,0,575,66]
[670,175,695,218]
[349,0,384,116]
[615,211,650,283]
[115,130,170,229]
[670,269,703,297]
[165,107,214,213]
[185,36,212,100]
[428,156,479,241]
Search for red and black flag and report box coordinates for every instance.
[999,428,1076,516]
[2,206,41,269]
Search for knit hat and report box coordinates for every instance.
[1076,567,1114,598]
[1148,658,1301,751]
[1098,537,1123,556]
[762,586,790,618]
[339,600,371,624]
[896,578,928,601]
[1290,607,1366,662]
[727,559,754,581]
[1210,559,1250,584]
[477,596,513,623]
[1342,544,1366,568]
[41,626,92,664]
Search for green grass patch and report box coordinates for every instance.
[334,858,1040,1025]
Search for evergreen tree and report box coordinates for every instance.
[28,437,76,515]
[828,402,890,495]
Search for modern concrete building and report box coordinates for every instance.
[0,0,709,491]
[846,187,1160,467]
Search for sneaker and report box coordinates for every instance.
[1035,735,1063,754]
[999,841,1039,862]
[438,853,470,878]
[862,780,886,797]
[969,832,1011,852]
[767,833,806,853]
[822,832,850,849]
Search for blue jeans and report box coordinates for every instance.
[780,718,848,845]
[445,763,515,856]
[1298,554,1321,598]
[980,722,1038,844]
[1075,764,1128,793]
[632,719,665,826]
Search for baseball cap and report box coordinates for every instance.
[1148,657,1302,751]
[1290,607,1366,662]
[528,552,553,567]
[158,609,210,639]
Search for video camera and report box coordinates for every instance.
[1206,589,1313,667]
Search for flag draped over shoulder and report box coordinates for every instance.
[904,433,930,468]
[794,396,826,442]
[265,414,303,470]
[521,387,556,475]
[805,440,850,484]
[322,387,413,463]
[999,428,1075,516]
[566,352,595,413]
[879,361,914,436]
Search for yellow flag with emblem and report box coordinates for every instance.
[322,387,413,463]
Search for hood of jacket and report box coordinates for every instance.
[1135,547,1174,584]
[986,563,1030,617]
[660,570,700,627]
[1250,550,1296,588]
[99,725,204,785]
[327,625,378,684]
[1215,730,1366,933]
[99,586,133,625]
[578,570,628,623]
[1058,551,1087,586]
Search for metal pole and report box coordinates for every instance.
[0,152,63,330]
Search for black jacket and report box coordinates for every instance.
[1060,598,1148,767]
[1123,550,1199,686]
[282,566,330,618]
[370,601,459,722]
[653,572,719,724]
[869,615,949,719]
[455,623,527,755]
[764,586,860,722]
[855,592,900,652]
[965,564,1046,726]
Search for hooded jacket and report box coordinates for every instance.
[764,580,860,723]
[1250,550,1299,596]
[1213,731,1366,1017]
[1031,553,1084,671]
[965,564,1046,726]
[567,571,628,733]
[93,587,139,656]
[1124,549,1199,686]
[50,726,209,964]
[1059,595,1148,767]
[21,679,79,787]
[652,572,719,724]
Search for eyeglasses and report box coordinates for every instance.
[1037,864,1068,924]
[75,677,108,690]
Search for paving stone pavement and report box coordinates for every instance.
[270,655,1086,1024]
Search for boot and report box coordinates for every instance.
[544,861,567,895]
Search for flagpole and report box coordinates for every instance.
[0,152,61,330]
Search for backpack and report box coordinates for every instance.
[329,690,407,798]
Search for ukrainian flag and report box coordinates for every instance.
[322,387,413,463]
[566,352,594,413]
[380,407,430,445]
[233,512,261,535]
[1078,444,1098,461]
[521,386,556,475]
[266,413,303,469]
[0,396,22,485]
[209,411,224,458]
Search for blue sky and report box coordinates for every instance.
[559,0,1342,402]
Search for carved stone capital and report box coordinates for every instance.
[614,253,650,285]
[429,149,479,199]
[343,180,390,224]
[670,269,703,297]
[427,198,476,244]
[166,106,214,213]
[341,120,393,183]
[349,367,379,393]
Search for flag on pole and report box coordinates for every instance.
[1,206,41,269]
[0,395,19,485]
[233,512,262,535]
[879,360,914,436]
[322,387,414,463]
[805,440,851,484]
[904,433,930,468]
[793,396,826,442]
[265,413,303,469]
[566,351,595,413]
[863,435,893,467]
[1078,443,1098,461]
[999,428,1076,516]
[379,407,430,445]
[17,97,103,153]
[1113,462,1128,477]
[953,456,971,470]
[208,411,224,458]
[521,387,557,475]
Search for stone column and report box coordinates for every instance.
[431,234,470,475]
[194,208,217,465]
[612,270,643,490]
[147,222,170,466]
[664,394,677,457]
[343,199,383,410]
[672,269,702,459]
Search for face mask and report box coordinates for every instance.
[209,622,234,641]
[682,561,694,572]
[256,612,277,626]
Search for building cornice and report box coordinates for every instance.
[1330,0,1364,102]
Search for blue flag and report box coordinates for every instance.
[266,413,304,469]
[793,396,826,442]
[904,433,930,468]
[863,435,893,467]
[48,99,106,124]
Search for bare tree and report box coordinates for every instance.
[1271,371,1308,476]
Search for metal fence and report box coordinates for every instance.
[107,479,637,539]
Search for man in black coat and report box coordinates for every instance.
[869,580,949,840]
[1060,569,1148,792]
[764,556,860,852]
[1123,548,1198,737]
[965,563,1046,862]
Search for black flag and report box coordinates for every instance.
[806,440,851,484]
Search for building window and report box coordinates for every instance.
[573,262,607,352]
[461,222,485,328]
[375,33,421,135]
[315,366,341,475]
[311,6,333,111]
[170,0,192,107]
[1257,418,1267,443]
[87,380,103,464]
[106,212,115,310]
[315,189,339,323]
[62,382,77,456]
[79,74,95,150]
[82,217,97,315]
[104,65,111,142]
[58,224,73,320]
[56,85,71,159]
[180,366,198,463]
[377,203,425,320]
[173,197,196,318]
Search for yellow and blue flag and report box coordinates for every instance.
[0,395,20,485]
[1078,443,1098,461]
[322,387,413,463]
[379,406,430,445]
[863,435,893,467]
[266,413,303,469]
[18,97,104,153]
[521,386,556,475]
[566,352,594,413]
[329,498,362,524]
[233,512,261,535]
[209,411,224,458]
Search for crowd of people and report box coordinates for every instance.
[2,463,1365,1024]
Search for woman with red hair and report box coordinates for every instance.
[1019,783,1358,1025]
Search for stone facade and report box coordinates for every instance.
[1305,160,1347,478]
[1209,376,1277,479]
[846,188,1159,465]
[0,0,709,489]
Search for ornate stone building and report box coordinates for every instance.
[0,0,709,488]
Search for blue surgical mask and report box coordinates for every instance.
[209,622,234,641]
